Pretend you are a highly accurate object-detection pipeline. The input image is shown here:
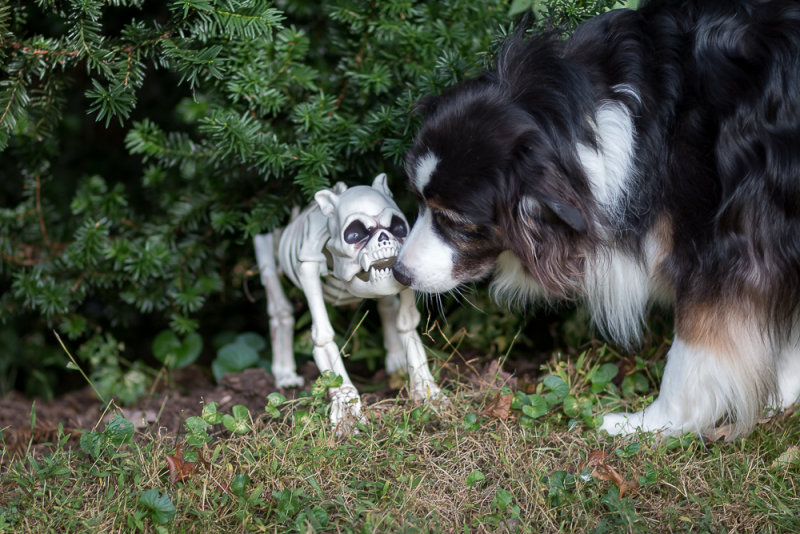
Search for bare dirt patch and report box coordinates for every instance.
[0,350,545,462]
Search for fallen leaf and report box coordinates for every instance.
[586,449,609,467]
[585,449,639,498]
[166,444,204,484]
[481,393,513,420]
[772,446,800,469]
[704,423,737,442]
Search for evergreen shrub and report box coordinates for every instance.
[1,0,621,398]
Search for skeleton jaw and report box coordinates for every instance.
[354,240,403,285]
[345,243,404,297]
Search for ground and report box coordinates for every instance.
[0,352,543,462]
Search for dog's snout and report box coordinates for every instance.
[392,261,414,287]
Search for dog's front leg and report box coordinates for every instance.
[600,311,775,438]
[253,233,303,389]
[393,288,444,403]
[296,261,364,432]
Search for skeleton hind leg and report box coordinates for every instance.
[253,233,303,388]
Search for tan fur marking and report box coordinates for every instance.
[647,214,675,303]
[425,199,472,225]
[676,300,769,358]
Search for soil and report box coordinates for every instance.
[0,352,545,462]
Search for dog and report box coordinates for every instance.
[393,0,800,437]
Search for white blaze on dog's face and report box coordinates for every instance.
[394,204,458,293]
[394,144,505,293]
[393,153,460,293]
[393,89,595,298]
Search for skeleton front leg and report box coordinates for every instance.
[253,234,303,388]
[296,260,364,431]
[378,295,405,375]
[380,288,444,403]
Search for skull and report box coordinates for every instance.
[315,174,409,298]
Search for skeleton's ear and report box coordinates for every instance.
[314,189,340,217]
[371,173,392,198]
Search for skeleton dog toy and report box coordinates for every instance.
[253,174,443,430]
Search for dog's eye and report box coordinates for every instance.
[431,209,454,228]
[344,220,370,244]
[390,215,408,238]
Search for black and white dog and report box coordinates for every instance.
[393,0,800,437]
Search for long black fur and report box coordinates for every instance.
[397,0,800,435]
[405,0,800,324]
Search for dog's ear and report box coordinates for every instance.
[512,130,590,234]
[538,193,588,233]
[497,194,588,298]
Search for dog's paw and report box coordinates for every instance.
[600,407,683,437]
[599,412,643,436]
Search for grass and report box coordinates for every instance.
[2,339,800,533]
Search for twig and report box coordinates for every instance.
[54,331,107,405]
[35,174,52,249]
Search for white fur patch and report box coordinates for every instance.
[778,332,800,410]
[577,100,636,219]
[395,208,457,293]
[601,327,776,437]
[584,248,650,346]
[413,152,439,192]
[489,251,545,307]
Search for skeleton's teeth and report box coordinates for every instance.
[371,257,395,270]
[354,257,397,283]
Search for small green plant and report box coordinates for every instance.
[136,488,177,528]
[79,414,135,459]
[223,405,253,435]
[151,329,203,369]
[511,347,634,429]
[212,332,268,380]
[265,392,288,418]
[71,334,149,405]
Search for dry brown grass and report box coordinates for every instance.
[2,346,799,533]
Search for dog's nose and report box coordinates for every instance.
[393,261,414,287]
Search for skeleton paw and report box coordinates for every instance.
[385,349,406,375]
[274,369,304,389]
[329,386,365,435]
[410,380,448,407]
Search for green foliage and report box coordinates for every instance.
[152,329,203,369]
[510,346,641,430]
[137,489,177,526]
[1,0,628,398]
[76,333,149,404]
[212,331,267,380]
[79,414,134,458]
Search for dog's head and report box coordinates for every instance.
[393,84,598,299]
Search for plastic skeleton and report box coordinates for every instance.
[253,174,443,430]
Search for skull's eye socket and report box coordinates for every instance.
[390,215,408,238]
[344,220,370,244]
